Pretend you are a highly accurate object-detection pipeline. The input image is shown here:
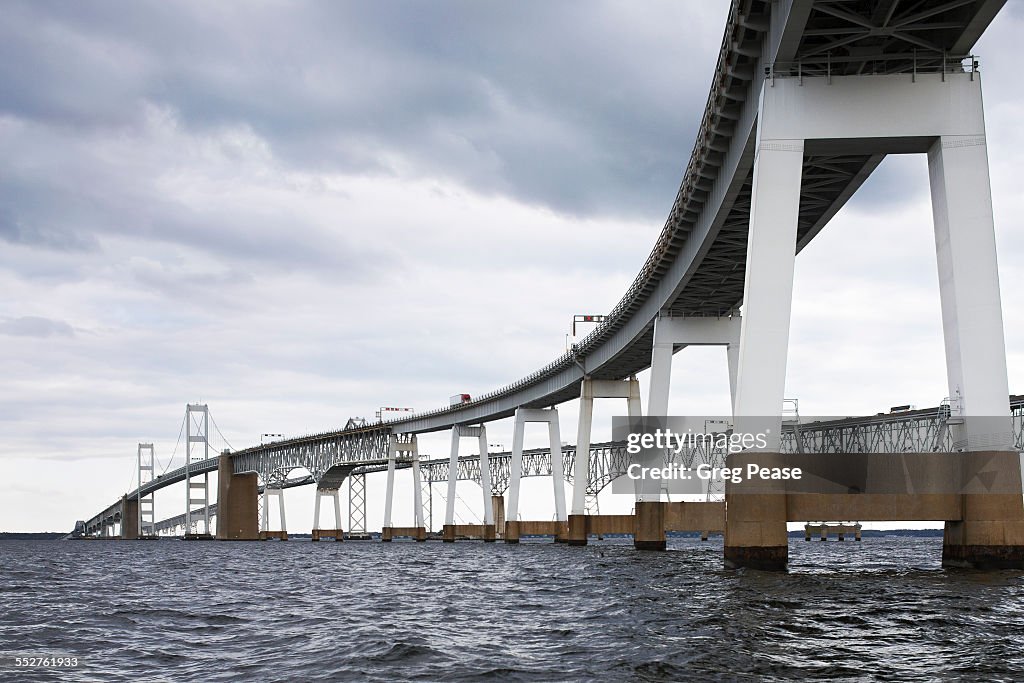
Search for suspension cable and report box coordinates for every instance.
[209,410,235,452]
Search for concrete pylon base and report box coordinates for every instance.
[259,531,287,541]
[442,524,456,543]
[942,491,1024,568]
[381,526,426,542]
[482,524,496,542]
[216,455,260,540]
[504,521,520,544]
[311,529,343,542]
[567,514,587,546]
[942,543,1024,569]
[724,453,788,570]
[634,501,666,551]
[724,545,788,571]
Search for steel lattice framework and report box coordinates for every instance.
[231,420,392,486]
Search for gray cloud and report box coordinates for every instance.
[0,316,75,338]
[0,0,722,225]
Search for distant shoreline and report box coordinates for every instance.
[0,532,66,540]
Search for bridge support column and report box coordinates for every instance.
[491,495,504,541]
[640,315,742,509]
[312,488,343,542]
[505,408,566,544]
[260,488,288,541]
[724,123,802,568]
[928,132,1020,564]
[382,435,425,542]
[634,501,665,551]
[943,452,1024,568]
[120,495,139,540]
[444,425,489,543]
[216,453,259,540]
[570,377,641,546]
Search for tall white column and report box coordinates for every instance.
[507,414,526,524]
[383,439,397,528]
[445,427,460,526]
[411,443,424,528]
[333,490,342,530]
[647,320,675,418]
[313,490,322,531]
[277,489,287,534]
[261,488,269,532]
[549,416,567,522]
[478,428,493,526]
[928,134,1012,446]
[726,338,740,413]
[733,138,804,449]
[572,382,595,516]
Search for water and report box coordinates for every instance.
[1,537,1023,681]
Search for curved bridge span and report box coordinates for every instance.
[79,1,1023,571]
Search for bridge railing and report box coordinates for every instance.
[767,53,979,84]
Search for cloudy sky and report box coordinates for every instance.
[3,1,1023,533]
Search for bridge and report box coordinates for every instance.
[77,0,1024,570]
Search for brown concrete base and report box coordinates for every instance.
[441,524,494,541]
[634,501,666,551]
[567,515,587,546]
[492,496,506,540]
[724,545,788,571]
[121,496,139,540]
[504,520,520,544]
[259,531,288,541]
[382,526,426,542]
[311,529,343,542]
[942,492,1024,568]
[216,454,260,540]
[942,544,1024,569]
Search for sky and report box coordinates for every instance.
[2,1,1023,533]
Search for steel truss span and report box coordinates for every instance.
[82,0,1008,532]
[145,398,1024,533]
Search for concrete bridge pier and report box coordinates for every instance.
[312,488,343,542]
[490,495,504,541]
[260,488,288,541]
[382,435,426,542]
[726,72,1023,570]
[443,425,491,543]
[630,314,741,551]
[942,452,1024,568]
[505,408,567,544]
[215,452,259,540]
[568,376,641,546]
[634,501,666,550]
[120,495,139,540]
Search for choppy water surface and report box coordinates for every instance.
[2,536,1023,681]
